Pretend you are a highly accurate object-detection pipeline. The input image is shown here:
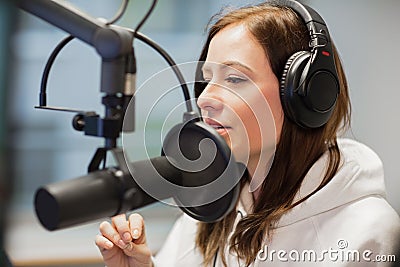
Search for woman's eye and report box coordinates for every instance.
[225,76,246,84]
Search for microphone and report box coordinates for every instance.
[34,157,175,231]
[34,120,245,231]
[17,0,245,231]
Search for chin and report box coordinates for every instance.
[230,146,251,165]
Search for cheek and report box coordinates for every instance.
[239,104,261,140]
[232,85,282,153]
[207,81,282,163]
[258,78,284,143]
[227,99,270,156]
[224,102,252,163]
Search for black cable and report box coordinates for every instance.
[39,35,74,106]
[213,248,219,267]
[212,211,244,267]
[131,0,193,112]
[133,32,193,112]
[39,0,193,112]
[134,0,158,38]
[39,0,131,107]
[106,0,130,25]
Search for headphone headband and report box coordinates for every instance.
[272,0,325,24]
[270,0,340,128]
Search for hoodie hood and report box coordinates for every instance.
[236,138,387,227]
[277,138,386,227]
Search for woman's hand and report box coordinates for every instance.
[95,213,153,267]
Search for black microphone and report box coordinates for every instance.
[16,0,244,232]
[34,120,245,231]
[35,157,176,231]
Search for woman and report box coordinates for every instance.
[95,1,400,266]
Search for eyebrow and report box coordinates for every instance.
[202,60,253,73]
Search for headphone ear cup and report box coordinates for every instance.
[280,51,311,127]
[280,50,339,128]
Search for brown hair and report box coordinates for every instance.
[194,3,351,267]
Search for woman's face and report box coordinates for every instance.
[197,23,283,178]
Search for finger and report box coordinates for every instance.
[99,221,129,250]
[95,234,114,251]
[95,234,121,263]
[120,241,152,261]
[112,214,132,243]
[128,213,146,244]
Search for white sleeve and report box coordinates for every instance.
[153,214,203,267]
[152,215,184,266]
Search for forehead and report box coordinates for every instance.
[206,23,268,68]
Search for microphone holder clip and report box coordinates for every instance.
[88,147,128,173]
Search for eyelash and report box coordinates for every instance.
[201,76,247,85]
[225,76,246,84]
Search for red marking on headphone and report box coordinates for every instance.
[322,51,330,57]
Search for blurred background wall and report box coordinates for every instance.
[308,0,400,213]
[3,0,399,266]
[1,0,15,266]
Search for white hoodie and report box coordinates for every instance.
[153,139,400,266]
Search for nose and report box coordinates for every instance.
[197,84,224,113]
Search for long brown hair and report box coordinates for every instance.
[194,3,351,267]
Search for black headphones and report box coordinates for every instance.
[274,0,339,128]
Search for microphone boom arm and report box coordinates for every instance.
[17,0,133,59]
[16,0,243,231]
[17,0,135,148]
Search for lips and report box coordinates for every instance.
[204,118,231,133]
